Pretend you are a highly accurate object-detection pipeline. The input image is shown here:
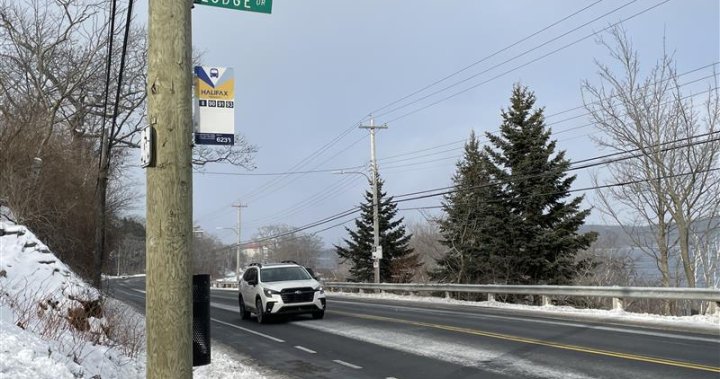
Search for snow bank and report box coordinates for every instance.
[0,215,143,378]
[1,212,281,378]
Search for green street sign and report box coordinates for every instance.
[193,0,272,14]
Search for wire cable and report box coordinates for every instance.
[381,0,671,124]
[98,0,118,171]
[368,0,605,116]
[223,130,719,246]
[108,0,135,154]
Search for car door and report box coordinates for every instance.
[240,268,256,307]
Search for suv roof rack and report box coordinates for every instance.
[248,262,262,268]
[280,260,298,265]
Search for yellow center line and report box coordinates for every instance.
[329,310,720,373]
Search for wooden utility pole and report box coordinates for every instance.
[359,116,387,284]
[146,0,193,377]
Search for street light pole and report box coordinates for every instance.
[232,203,246,283]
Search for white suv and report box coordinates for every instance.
[238,262,326,323]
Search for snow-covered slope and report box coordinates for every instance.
[0,210,273,378]
[0,211,145,378]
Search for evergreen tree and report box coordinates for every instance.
[482,85,596,284]
[335,176,420,282]
[431,131,506,284]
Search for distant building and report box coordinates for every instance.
[243,242,267,262]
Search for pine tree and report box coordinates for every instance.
[335,176,420,282]
[483,85,596,284]
[431,131,506,284]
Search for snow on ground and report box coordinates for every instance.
[0,210,275,378]
[327,290,720,333]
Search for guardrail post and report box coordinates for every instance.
[359,288,364,294]
[445,291,451,299]
[612,297,624,311]
[541,295,551,306]
[487,293,495,302]
[709,301,718,315]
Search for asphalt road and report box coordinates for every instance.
[111,277,720,379]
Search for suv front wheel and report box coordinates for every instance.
[255,298,266,324]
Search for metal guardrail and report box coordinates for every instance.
[324,282,720,311]
[211,279,237,289]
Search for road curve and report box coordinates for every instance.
[111,277,719,379]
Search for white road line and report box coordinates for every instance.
[211,302,238,312]
[294,345,317,354]
[333,360,362,369]
[131,288,146,294]
[211,318,285,343]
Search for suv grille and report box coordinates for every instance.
[281,287,314,303]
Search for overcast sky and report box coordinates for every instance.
[128,0,719,248]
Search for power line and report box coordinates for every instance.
[98,0,118,171]
[381,0,671,124]
[371,63,717,167]
[368,0,605,116]
[195,121,366,223]
[245,133,369,203]
[244,174,361,226]
[378,138,467,161]
[215,80,717,236]
[198,1,632,222]
[390,131,720,202]
[396,166,720,212]
[216,131,719,249]
[196,129,367,223]
[544,62,719,119]
[241,128,360,200]
[197,0,687,233]
[197,165,365,176]
[379,146,463,166]
[214,206,361,252]
[205,82,717,232]
[371,85,719,174]
[374,80,719,174]
[198,0,678,225]
[196,74,720,184]
[374,0,641,120]
[108,0,135,153]
[545,72,719,127]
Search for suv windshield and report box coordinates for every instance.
[260,267,312,282]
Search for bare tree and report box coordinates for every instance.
[574,229,638,287]
[254,224,323,268]
[692,220,720,289]
[407,219,444,283]
[0,0,257,287]
[0,0,145,286]
[582,26,720,289]
[192,232,227,279]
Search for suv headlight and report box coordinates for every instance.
[314,286,324,294]
[263,288,281,297]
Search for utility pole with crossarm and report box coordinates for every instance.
[359,116,387,284]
